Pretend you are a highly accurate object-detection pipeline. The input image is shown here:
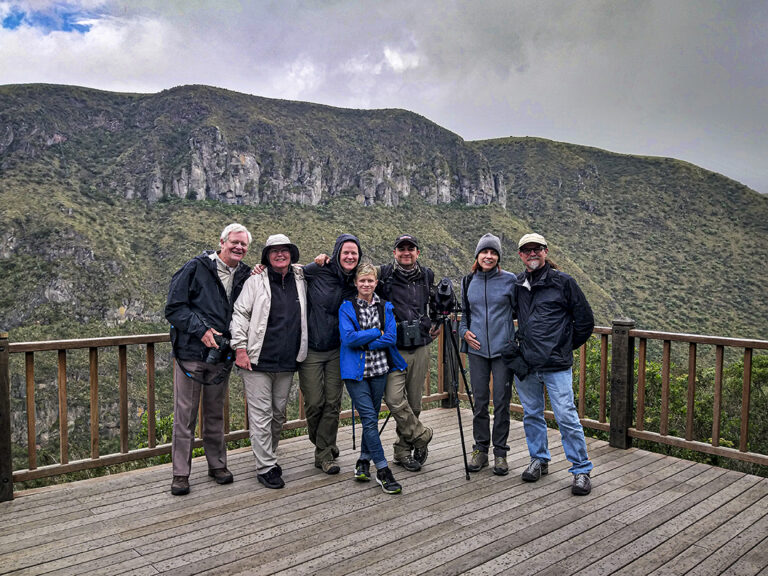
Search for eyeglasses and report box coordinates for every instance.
[519,246,545,255]
[270,247,290,254]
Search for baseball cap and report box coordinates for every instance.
[518,233,548,249]
[394,234,419,250]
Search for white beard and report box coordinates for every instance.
[527,259,542,271]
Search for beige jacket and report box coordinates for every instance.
[230,264,308,365]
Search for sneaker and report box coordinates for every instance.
[572,473,592,495]
[521,459,549,482]
[257,466,285,489]
[467,449,489,472]
[492,456,509,476]
[208,467,234,484]
[394,454,422,472]
[316,460,341,475]
[413,426,433,465]
[376,467,402,494]
[171,475,189,496]
[354,459,371,482]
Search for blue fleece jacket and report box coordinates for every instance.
[339,299,408,381]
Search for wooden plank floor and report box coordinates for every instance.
[2,408,767,576]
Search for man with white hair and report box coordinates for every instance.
[514,233,595,495]
[165,223,252,496]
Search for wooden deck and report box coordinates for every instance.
[2,408,767,576]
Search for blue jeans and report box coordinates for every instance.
[345,374,388,470]
[514,369,592,475]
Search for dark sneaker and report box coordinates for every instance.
[257,466,285,489]
[413,445,429,466]
[208,467,234,484]
[394,454,422,472]
[171,475,190,496]
[521,459,549,482]
[467,449,489,472]
[413,426,433,465]
[376,467,402,494]
[493,456,509,476]
[316,460,340,475]
[354,459,371,482]
[572,473,592,495]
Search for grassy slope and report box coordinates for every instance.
[473,137,768,339]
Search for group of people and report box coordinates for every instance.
[164,223,595,498]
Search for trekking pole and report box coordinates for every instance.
[351,400,356,450]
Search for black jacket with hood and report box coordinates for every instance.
[165,251,252,362]
[376,262,436,350]
[514,262,594,372]
[302,233,362,351]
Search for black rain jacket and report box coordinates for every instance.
[165,251,251,362]
[302,234,362,351]
[376,262,436,349]
[514,263,594,372]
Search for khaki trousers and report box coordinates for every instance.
[242,370,294,474]
[172,360,230,477]
[385,345,432,460]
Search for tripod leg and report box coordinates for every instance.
[378,411,391,436]
[448,319,475,413]
[442,317,471,480]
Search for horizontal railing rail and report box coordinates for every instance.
[1,318,767,501]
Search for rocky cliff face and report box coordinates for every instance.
[0,85,507,208]
[155,126,505,207]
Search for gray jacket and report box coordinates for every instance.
[459,268,517,358]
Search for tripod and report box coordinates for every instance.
[437,313,475,480]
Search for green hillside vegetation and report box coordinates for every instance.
[473,137,768,339]
[0,183,620,342]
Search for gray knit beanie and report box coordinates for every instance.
[474,233,502,260]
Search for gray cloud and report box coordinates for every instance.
[1,0,766,193]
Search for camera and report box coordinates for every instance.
[434,277,459,316]
[205,334,232,365]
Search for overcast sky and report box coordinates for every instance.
[1,0,766,194]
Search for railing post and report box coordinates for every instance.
[0,331,13,501]
[610,318,635,449]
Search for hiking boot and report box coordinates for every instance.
[354,459,371,482]
[316,460,340,475]
[572,473,592,495]
[394,454,422,472]
[467,450,489,472]
[413,426,433,465]
[521,459,549,482]
[171,475,190,496]
[257,466,285,489]
[492,456,509,476]
[376,466,402,494]
[208,467,234,484]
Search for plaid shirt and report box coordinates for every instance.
[356,294,389,378]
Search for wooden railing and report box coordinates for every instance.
[1,319,767,501]
[0,330,447,499]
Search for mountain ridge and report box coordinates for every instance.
[1,83,766,341]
